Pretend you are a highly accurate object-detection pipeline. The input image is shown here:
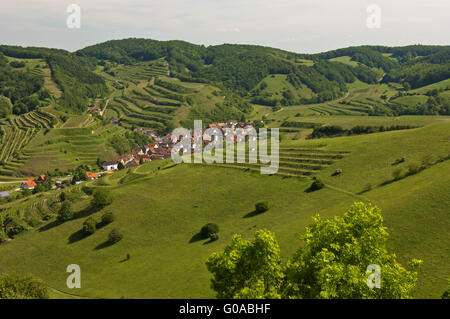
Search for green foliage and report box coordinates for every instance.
[0,272,49,299]
[0,62,44,115]
[308,125,415,139]
[101,211,115,225]
[58,201,74,221]
[201,223,219,239]
[46,54,107,113]
[308,178,324,191]
[81,185,94,195]
[207,203,421,299]
[0,95,12,117]
[283,202,422,299]
[83,217,97,235]
[9,61,25,68]
[70,165,90,184]
[384,63,450,89]
[109,131,150,155]
[255,201,269,213]
[108,228,123,244]
[92,188,114,209]
[206,229,284,299]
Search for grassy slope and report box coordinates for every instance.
[0,164,355,298]
[0,122,448,298]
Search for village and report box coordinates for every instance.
[0,121,255,200]
[100,121,256,172]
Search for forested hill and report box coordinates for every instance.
[77,39,450,100]
[0,45,107,114]
[0,39,449,116]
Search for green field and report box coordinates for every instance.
[0,122,448,298]
[0,42,449,299]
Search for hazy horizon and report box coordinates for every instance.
[1,0,449,54]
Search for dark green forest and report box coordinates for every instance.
[0,40,449,116]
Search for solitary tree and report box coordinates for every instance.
[92,189,113,209]
[108,228,123,244]
[83,217,97,235]
[58,201,74,221]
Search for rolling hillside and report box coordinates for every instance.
[0,39,449,299]
[0,122,448,298]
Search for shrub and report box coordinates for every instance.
[201,223,219,239]
[108,228,123,244]
[331,168,342,176]
[0,272,49,299]
[392,168,402,180]
[255,201,270,213]
[92,189,113,208]
[59,192,66,202]
[101,211,114,225]
[82,217,97,235]
[81,186,94,195]
[58,201,74,221]
[407,163,420,175]
[308,178,324,191]
[9,61,25,68]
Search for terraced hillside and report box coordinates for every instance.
[0,122,448,299]
[106,59,169,83]
[0,125,38,176]
[205,146,349,177]
[105,73,226,132]
[15,124,124,176]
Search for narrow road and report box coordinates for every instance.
[100,98,110,117]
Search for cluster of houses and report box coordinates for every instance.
[102,121,255,171]
[20,175,47,190]
[0,122,257,200]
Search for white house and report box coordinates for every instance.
[102,161,118,171]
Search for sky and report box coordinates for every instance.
[1,0,449,53]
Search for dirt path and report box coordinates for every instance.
[100,98,110,117]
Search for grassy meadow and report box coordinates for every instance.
[0,122,448,298]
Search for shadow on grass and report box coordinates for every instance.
[304,186,322,193]
[68,229,89,244]
[243,210,263,218]
[189,232,205,243]
[72,205,102,221]
[202,239,217,245]
[39,205,105,233]
[39,219,63,232]
[94,240,115,250]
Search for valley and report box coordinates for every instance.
[0,40,449,299]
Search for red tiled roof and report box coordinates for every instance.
[86,172,99,179]
[22,180,37,187]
